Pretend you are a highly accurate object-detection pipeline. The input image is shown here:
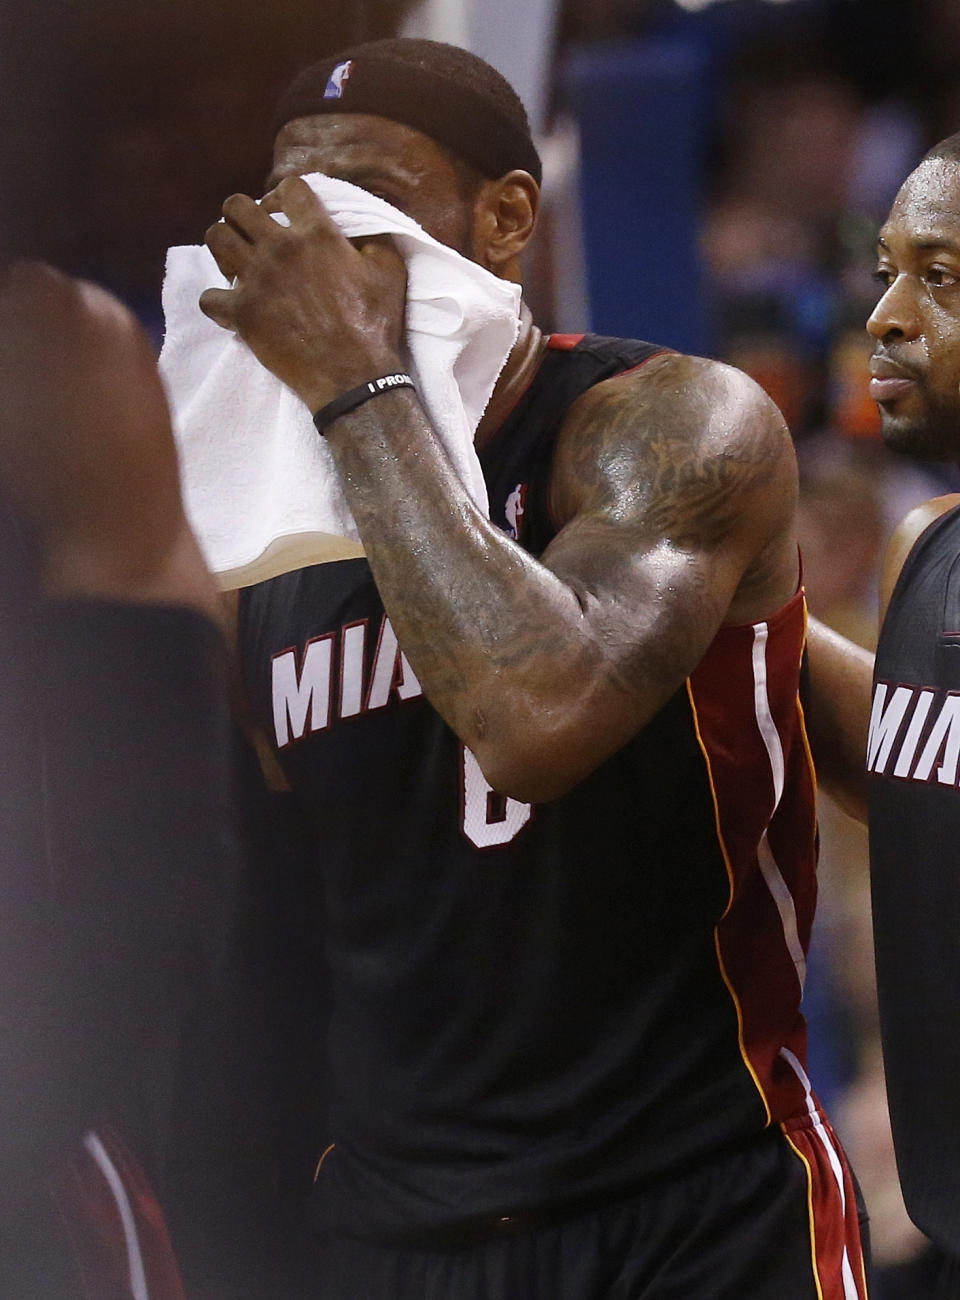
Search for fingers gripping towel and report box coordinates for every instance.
[159,174,521,589]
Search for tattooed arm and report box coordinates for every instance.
[201,180,798,801]
[306,352,797,801]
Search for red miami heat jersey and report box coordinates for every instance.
[238,334,823,1239]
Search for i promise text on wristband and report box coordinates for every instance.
[312,372,416,435]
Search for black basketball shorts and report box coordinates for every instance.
[307,1112,869,1299]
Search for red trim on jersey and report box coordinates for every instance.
[496,336,670,445]
[616,351,672,376]
[686,588,817,1125]
[545,332,672,373]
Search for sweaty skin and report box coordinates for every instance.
[868,156,960,461]
[201,114,799,803]
[807,154,960,818]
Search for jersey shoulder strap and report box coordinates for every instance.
[481,332,669,555]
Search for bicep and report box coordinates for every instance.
[465,356,796,800]
[539,510,745,708]
[539,356,796,707]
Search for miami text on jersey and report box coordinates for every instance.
[272,613,423,747]
[868,680,960,785]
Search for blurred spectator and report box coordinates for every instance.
[704,54,915,439]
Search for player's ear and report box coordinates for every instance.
[474,170,539,280]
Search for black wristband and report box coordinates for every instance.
[312,372,416,434]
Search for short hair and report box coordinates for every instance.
[273,38,541,186]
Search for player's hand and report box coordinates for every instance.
[199,176,408,413]
[0,260,219,615]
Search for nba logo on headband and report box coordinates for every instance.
[323,60,354,100]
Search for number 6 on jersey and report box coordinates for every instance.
[460,745,532,849]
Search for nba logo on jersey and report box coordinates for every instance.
[504,483,527,540]
[324,60,354,100]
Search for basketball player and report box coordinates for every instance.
[0,260,232,1298]
[805,134,960,1300]
[201,39,868,1298]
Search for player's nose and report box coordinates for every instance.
[867,274,921,343]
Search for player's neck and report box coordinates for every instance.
[475,303,547,451]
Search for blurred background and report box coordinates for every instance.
[2,0,956,1294]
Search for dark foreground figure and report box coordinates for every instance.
[0,263,236,1299]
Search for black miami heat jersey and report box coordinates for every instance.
[239,333,825,1240]
[868,501,960,1257]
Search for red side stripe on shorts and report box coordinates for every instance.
[51,1129,187,1300]
[780,1052,869,1299]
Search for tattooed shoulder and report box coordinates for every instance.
[549,353,794,546]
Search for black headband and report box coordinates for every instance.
[274,48,542,186]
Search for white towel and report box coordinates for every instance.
[160,174,521,589]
